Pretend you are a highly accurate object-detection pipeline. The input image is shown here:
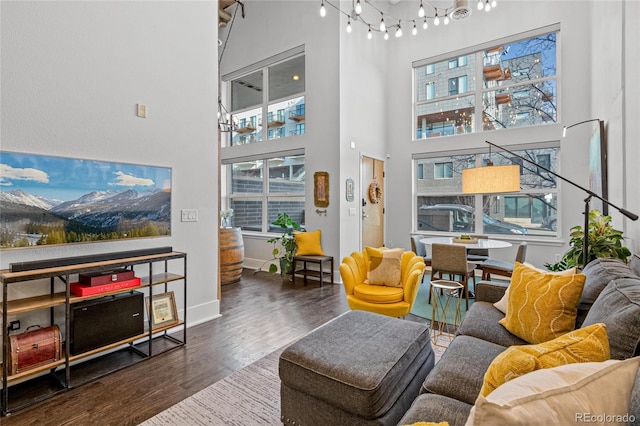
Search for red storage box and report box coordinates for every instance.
[71,277,141,296]
[79,269,135,286]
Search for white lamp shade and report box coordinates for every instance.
[462,164,521,194]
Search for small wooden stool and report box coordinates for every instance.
[292,255,334,287]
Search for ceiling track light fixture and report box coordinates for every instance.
[321,0,494,39]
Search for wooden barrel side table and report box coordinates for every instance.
[220,227,244,285]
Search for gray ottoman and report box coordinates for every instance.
[279,310,434,425]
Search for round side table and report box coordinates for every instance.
[429,279,464,347]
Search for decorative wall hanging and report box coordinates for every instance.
[314,171,329,208]
[368,178,382,204]
[345,178,355,202]
[0,151,172,249]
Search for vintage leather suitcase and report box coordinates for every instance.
[79,268,135,286]
[9,325,62,375]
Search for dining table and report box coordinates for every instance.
[419,236,512,250]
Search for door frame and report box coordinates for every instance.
[359,152,386,251]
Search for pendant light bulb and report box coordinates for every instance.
[484,0,491,11]
[320,1,326,17]
[346,18,352,33]
[355,0,362,15]
[418,1,425,18]
[477,0,484,10]
[367,27,373,39]
[384,30,389,40]
[379,13,386,32]
[491,0,497,8]
[395,23,403,38]
[423,18,428,30]
[434,10,440,26]
[412,21,418,36]
[444,13,449,25]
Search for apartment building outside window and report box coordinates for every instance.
[413,25,558,139]
[414,145,559,237]
[225,54,305,145]
[224,153,305,232]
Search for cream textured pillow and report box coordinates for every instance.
[480,323,610,396]
[466,357,640,425]
[493,264,577,314]
[498,262,586,344]
[366,247,403,287]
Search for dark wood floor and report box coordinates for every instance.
[1,270,429,426]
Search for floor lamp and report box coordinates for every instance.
[463,140,638,267]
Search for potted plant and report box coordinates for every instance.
[546,209,631,271]
[256,213,304,278]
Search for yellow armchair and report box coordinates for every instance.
[339,248,425,318]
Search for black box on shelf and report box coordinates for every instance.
[70,291,144,355]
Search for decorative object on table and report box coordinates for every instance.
[313,171,329,208]
[462,140,638,268]
[220,209,234,228]
[146,291,180,329]
[453,235,478,244]
[545,209,631,271]
[345,177,355,202]
[256,213,304,278]
[219,227,244,285]
[0,151,171,249]
[9,325,61,375]
[368,177,382,204]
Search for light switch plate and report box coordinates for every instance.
[181,209,198,222]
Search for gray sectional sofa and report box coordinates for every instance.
[399,254,640,426]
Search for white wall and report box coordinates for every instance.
[219,0,342,269]
[1,1,220,325]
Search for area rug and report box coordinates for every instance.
[140,338,450,426]
[410,274,475,322]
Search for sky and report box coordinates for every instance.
[0,151,172,202]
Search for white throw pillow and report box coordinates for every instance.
[465,357,640,425]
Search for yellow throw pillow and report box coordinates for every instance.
[366,247,403,287]
[498,262,586,344]
[294,230,325,256]
[480,323,610,397]
[493,264,577,314]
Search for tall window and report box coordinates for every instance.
[413,25,558,139]
[414,146,559,237]
[225,154,305,232]
[226,54,305,145]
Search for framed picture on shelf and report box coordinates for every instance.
[146,291,179,329]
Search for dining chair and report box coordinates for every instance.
[410,235,431,267]
[478,241,528,281]
[429,243,477,310]
[466,234,490,262]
